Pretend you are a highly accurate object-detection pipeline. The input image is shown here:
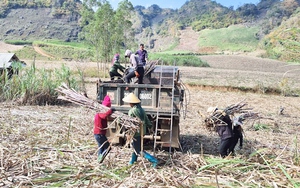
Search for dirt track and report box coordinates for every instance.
[0,41,23,53]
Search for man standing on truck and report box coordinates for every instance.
[124,49,144,86]
[135,44,148,66]
[122,93,158,167]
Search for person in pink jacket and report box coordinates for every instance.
[94,95,114,162]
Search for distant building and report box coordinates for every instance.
[0,53,26,79]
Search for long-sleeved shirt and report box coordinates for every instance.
[135,49,148,63]
[94,109,112,135]
[110,60,125,74]
[216,115,233,140]
[129,54,143,70]
[128,104,152,136]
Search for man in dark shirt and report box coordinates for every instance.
[135,44,148,66]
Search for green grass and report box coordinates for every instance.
[32,40,94,61]
[34,40,92,49]
[253,123,269,131]
[4,40,33,45]
[198,25,260,52]
[0,63,81,104]
[15,46,48,60]
[149,53,209,67]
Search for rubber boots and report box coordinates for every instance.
[129,153,138,165]
[142,151,158,168]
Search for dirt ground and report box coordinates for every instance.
[0,41,24,53]
[1,42,300,187]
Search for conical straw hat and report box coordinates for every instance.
[122,93,141,103]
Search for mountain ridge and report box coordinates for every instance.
[0,0,299,62]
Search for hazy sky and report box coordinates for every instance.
[108,0,260,9]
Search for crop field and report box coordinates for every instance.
[1,42,300,187]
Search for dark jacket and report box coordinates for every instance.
[233,125,243,148]
[216,115,233,140]
[110,60,125,74]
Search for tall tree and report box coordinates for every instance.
[80,0,133,75]
[114,0,134,53]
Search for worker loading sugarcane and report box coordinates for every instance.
[122,93,158,167]
[57,48,187,165]
[96,49,187,154]
[204,101,258,158]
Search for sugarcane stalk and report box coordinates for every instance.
[56,83,140,131]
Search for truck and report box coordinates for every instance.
[97,64,187,150]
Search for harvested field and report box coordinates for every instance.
[1,53,300,187]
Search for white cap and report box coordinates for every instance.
[124,49,132,57]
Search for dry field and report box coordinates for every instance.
[1,45,300,187]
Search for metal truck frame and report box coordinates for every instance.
[97,65,185,149]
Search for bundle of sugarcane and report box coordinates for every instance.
[56,83,140,132]
[204,100,259,130]
[144,59,160,76]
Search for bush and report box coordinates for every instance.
[5,40,33,46]
[149,53,209,67]
[0,63,81,105]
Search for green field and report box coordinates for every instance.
[198,25,260,52]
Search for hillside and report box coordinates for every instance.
[0,0,299,62]
[0,8,80,41]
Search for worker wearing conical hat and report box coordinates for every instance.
[122,93,158,167]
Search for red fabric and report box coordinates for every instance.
[94,109,112,135]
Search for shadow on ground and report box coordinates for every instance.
[180,134,256,157]
[180,134,219,155]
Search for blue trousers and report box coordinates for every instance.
[94,134,109,156]
[125,67,144,84]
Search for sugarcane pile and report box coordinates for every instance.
[204,100,259,131]
[144,60,160,76]
[56,83,140,133]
